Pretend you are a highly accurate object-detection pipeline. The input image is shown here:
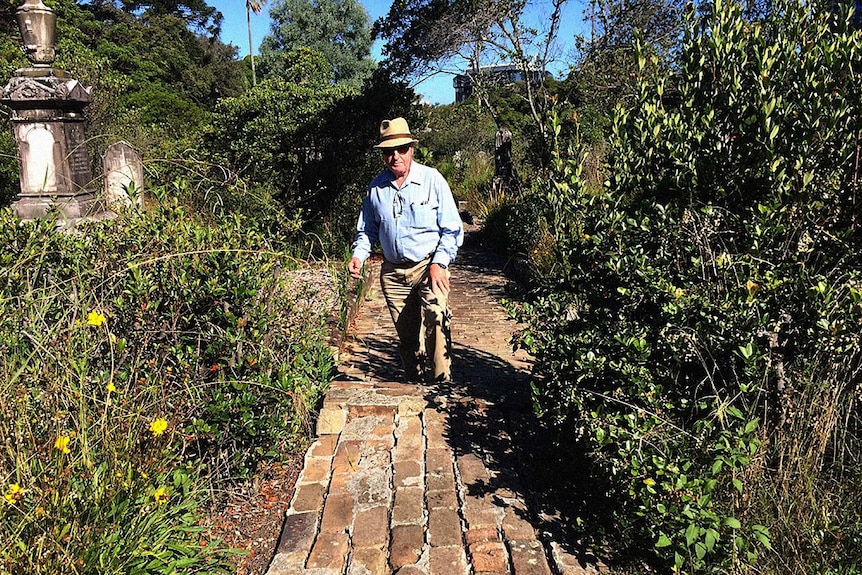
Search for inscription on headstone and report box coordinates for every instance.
[23,124,56,192]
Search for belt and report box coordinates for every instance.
[388,255,432,268]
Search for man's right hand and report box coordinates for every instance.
[347,257,363,279]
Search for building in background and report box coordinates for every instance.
[453,64,551,102]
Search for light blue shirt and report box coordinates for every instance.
[352,162,464,267]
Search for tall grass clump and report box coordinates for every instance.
[0,195,336,573]
[515,0,862,573]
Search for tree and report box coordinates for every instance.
[205,48,354,214]
[571,0,683,119]
[376,0,570,165]
[258,0,375,89]
[247,0,266,85]
[116,0,223,36]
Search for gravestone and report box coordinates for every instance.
[102,141,144,211]
[494,128,513,184]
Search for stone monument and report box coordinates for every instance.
[494,127,513,184]
[1,0,101,220]
[102,141,144,211]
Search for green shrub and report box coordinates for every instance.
[516,1,862,572]
[0,198,337,572]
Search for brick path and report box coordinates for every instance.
[266,233,603,575]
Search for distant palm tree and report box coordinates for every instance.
[246,0,265,85]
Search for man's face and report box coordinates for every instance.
[382,144,413,180]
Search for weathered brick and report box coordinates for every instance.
[425,448,454,475]
[355,466,392,506]
[462,498,500,529]
[317,407,347,435]
[307,532,349,571]
[350,404,395,418]
[392,486,425,525]
[423,407,447,426]
[275,511,317,555]
[333,439,362,468]
[300,457,332,483]
[309,435,339,458]
[371,423,394,437]
[502,508,536,541]
[465,527,499,545]
[426,489,458,510]
[393,459,422,488]
[365,437,395,452]
[509,539,552,575]
[429,545,469,575]
[320,492,355,534]
[389,524,425,569]
[424,409,449,450]
[266,551,306,575]
[352,505,389,549]
[426,471,456,492]
[394,419,424,457]
[290,482,326,513]
[397,398,426,416]
[469,539,508,573]
[549,542,605,575]
[348,545,389,575]
[328,466,351,494]
[428,507,462,547]
[457,453,490,486]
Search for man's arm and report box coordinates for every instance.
[431,173,464,268]
[349,192,379,278]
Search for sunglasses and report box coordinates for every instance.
[382,144,413,157]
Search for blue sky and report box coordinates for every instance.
[208,0,584,104]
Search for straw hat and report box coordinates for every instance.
[374,117,419,149]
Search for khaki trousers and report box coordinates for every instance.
[380,258,452,382]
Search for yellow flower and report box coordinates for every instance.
[149,418,169,436]
[4,483,24,505]
[54,434,71,454]
[86,310,106,327]
[153,486,168,504]
[746,280,760,295]
[106,382,117,394]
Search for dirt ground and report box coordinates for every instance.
[209,453,305,575]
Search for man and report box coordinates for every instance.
[348,117,464,383]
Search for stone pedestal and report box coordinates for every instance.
[1,68,100,220]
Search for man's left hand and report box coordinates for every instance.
[428,263,450,295]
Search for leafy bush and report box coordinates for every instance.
[516,1,862,573]
[0,198,337,572]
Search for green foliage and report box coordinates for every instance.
[259,0,375,89]
[0,199,337,572]
[0,0,246,172]
[0,126,16,207]
[204,56,354,216]
[515,0,862,572]
[117,0,224,37]
[203,60,417,252]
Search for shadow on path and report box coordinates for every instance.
[337,231,617,570]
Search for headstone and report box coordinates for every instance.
[494,128,513,183]
[102,141,144,211]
